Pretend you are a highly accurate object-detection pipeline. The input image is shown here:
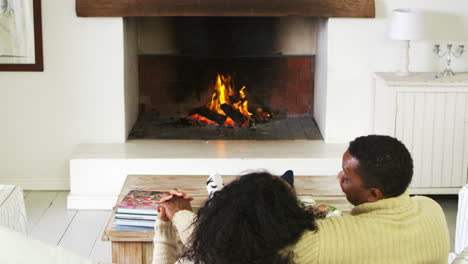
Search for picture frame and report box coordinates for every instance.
[0,0,43,71]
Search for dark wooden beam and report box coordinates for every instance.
[76,0,375,18]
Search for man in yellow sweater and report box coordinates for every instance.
[156,135,450,264]
[294,135,450,263]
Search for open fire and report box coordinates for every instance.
[188,74,270,127]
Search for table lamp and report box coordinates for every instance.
[388,8,425,75]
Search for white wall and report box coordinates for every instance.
[314,19,328,137]
[123,18,139,138]
[0,1,126,189]
[319,0,468,143]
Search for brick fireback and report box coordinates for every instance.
[138,55,315,117]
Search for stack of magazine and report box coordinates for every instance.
[114,190,164,231]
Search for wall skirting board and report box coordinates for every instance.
[0,177,70,190]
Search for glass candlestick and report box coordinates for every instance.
[434,44,465,76]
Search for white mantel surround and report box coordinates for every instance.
[69,15,342,209]
[68,140,345,209]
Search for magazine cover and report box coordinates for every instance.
[116,190,166,211]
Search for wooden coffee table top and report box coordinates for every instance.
[103,175,351,242]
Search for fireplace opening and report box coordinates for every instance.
[128,17,322,140]
[188,73,269,127]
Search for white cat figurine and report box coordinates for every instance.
[206,172,224,198]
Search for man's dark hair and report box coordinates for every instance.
[184,172,317,264]
[348,135,413,198]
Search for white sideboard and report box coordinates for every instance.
[374,72,468,194]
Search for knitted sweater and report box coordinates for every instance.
[294,192,450,264]
[154,192,449,264]
[152,211,195,264]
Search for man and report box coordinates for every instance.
[157,135,450,263]
[293,135,450,263]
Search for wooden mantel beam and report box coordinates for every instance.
[76,0,375,18]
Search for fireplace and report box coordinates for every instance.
[68,0,376,210]
[129,17,321,140]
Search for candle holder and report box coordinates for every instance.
[434,44,465,76]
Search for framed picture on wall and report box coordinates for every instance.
[0,0,43,71]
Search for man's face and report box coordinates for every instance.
[338,150,373,206]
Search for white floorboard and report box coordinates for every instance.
[433,196,458,252]
[29,192,78,245]
[88,210,113,263]
[58,210,110,260]
[24,191,60,232]
[24,191,112,262]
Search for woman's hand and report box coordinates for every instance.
[158,189,194,203]
[157,190,193,221]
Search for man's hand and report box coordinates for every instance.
[157,190,193,221]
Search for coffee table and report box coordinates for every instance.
[103,174,350,264]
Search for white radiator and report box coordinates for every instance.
[395,92,468,188]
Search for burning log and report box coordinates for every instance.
[221,103,248,126]
[252,107,271,124]
[192,107,227,125]
[186,74,271,127]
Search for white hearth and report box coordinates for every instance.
[68,139,344,209]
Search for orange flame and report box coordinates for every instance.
[206,74,252,117]
[189,114,217,125]
[189,74,253,127]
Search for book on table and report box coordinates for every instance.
[115,189,165,215]
[114,189,166,230]
[114,218,155,228]
[115,225,154,232]
[115,212,158,221]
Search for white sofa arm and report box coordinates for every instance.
[450,185,468,263]
[455,185,468,255]
[0,185,28,234]
[452,247,468,264]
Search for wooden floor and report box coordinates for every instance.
[24,191,458,263]
[24,191,112,263]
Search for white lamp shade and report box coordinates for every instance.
[388,8,425,40]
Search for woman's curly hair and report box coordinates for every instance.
[184,172,317,264]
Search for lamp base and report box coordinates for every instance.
[396,40,411,76]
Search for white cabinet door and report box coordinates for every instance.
[395,92,468,188]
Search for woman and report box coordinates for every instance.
[153,171,317,264]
